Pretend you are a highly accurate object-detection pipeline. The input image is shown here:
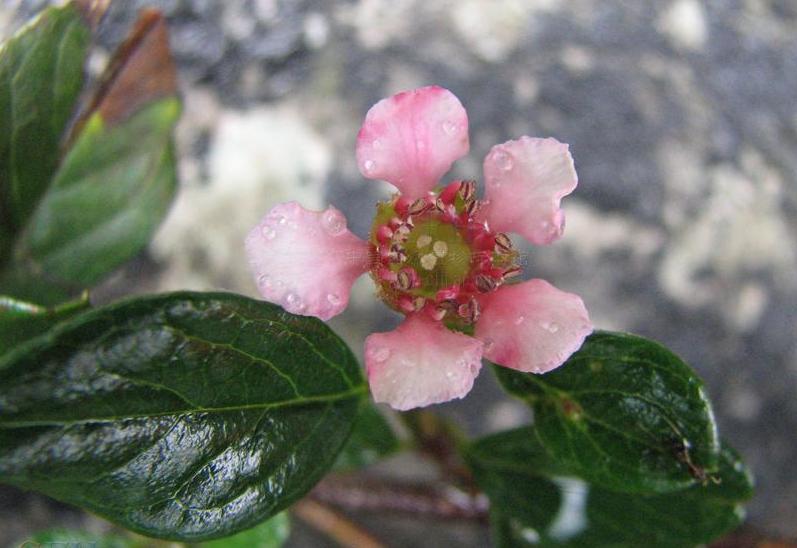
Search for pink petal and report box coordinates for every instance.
[365,313,483,410]
[356,86,469,199]
[480,137,578,245]
[475,279,592,374]
[245,202,370,320]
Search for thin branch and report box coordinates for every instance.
[292,499,385,548]
[309,475,489,523]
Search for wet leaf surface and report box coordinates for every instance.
[0,3,92,248]
[0,292,89,357]
[1,6,180,296]
[494,331,720,494]
[0,292,365,541]
[467,428,752,547]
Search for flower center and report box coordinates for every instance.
[369,181,520,329]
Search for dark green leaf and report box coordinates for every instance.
[15,98,179,285]
[468,428,752,547]
[334,402,400,471]
[203,513,289,548]
[1,7,179,293]
[0,292,89,357]
[25,529,133,548]
[0,292,366,541]
[0,3,92,243]
[494,331,720,494]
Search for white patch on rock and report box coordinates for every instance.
[658,147,795,329]
[336,0,420,50]
[151,102,331,293]
[657,0,708,51]
[451,0,560,62]
[558,201,665,264]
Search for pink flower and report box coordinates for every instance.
[246,86,592,411]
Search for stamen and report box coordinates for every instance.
[377,225,394,243]
[503,266,522,279]
[457,297,480,324]
[389,244,407,263]
[433,241,449,258]
[475,274,498,293]
[408,198,428,216]
[459,180,476,202]
[416,234,432,248]
[413,296,426,311]
[494,232,513,253]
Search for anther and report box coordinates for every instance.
[395,268,419,290]
[502,266,522,279]
[457,298,480,323]
[459,180,476,202]
[430,306,447,321]
[389,244,407,263]
[376,225,394,243]
[494,233,513,253]
[413,296,426,311]
[475,274,498,293]
[464,199,480,217]
[408,198,428,216]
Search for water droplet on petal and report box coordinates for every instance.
[493,150,514,171]
[285,292,305,312]
[514,315,525,325]
[372,347,391,363]
[272,214,287,225]
[372,138,382,149]
[261,225,276,240]
[363,159,376,173]
[446,370,455,379]
[257,274,272,289]
[442,120,457,135]
[321,208,346,235]
[327,293,341,305]
[541,321,560,333]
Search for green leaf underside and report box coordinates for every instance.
[334,402,400,471]
[13,98,180,287]
[494,331,720,494]
[203,512,289,548]
[0,292,89,357]
[468,428,752,547]
[0,3,91,249]
[0,292,365,541]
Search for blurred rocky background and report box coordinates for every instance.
[1,0,796,546]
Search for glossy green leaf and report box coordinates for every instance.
[13,98,179,286]
[494,331,720,494]
[1,6,179,294]
[468,428,753,547]
[203,512,289,548]
[0,292,366,541]
[334,403,401,471]
[25,529,133,548]
[0,292,89,357]
[0,3,92,244]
